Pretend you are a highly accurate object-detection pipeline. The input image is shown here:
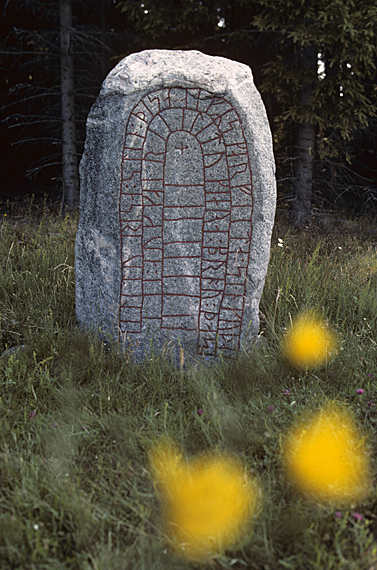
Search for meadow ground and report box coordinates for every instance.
[1,200,377,569]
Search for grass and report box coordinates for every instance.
[1,202,377,569]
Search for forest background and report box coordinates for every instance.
[0,0,376,227]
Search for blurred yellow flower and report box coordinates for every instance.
[282,403,372,506]
[149,439,260,560]
[282,312,337,369]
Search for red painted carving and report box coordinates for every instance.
[119,88,253,358]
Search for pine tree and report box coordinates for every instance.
[254,0,377,226]
[60,0,79,209]
[0,0,131,208]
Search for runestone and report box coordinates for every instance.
[76,50,276,363]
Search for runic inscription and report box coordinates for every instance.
[119,87,253,359]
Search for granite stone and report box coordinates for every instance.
[76,49,276,363]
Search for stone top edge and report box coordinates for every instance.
[101,49,253,98]
[120,48,250,69]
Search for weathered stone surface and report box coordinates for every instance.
[76,49,276,363]
[0,345,26,360]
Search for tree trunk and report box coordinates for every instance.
[290,45,317,228]
[60,0,79,210]
[100,0,108,80]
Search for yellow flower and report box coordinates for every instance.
[282,403,372,506]
[282,311,338,369]
[149,439,260,560]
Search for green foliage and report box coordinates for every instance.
[254,0,377,159]
[117,0,222,48]
[116,0,259,60]
[1,207,377,568]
